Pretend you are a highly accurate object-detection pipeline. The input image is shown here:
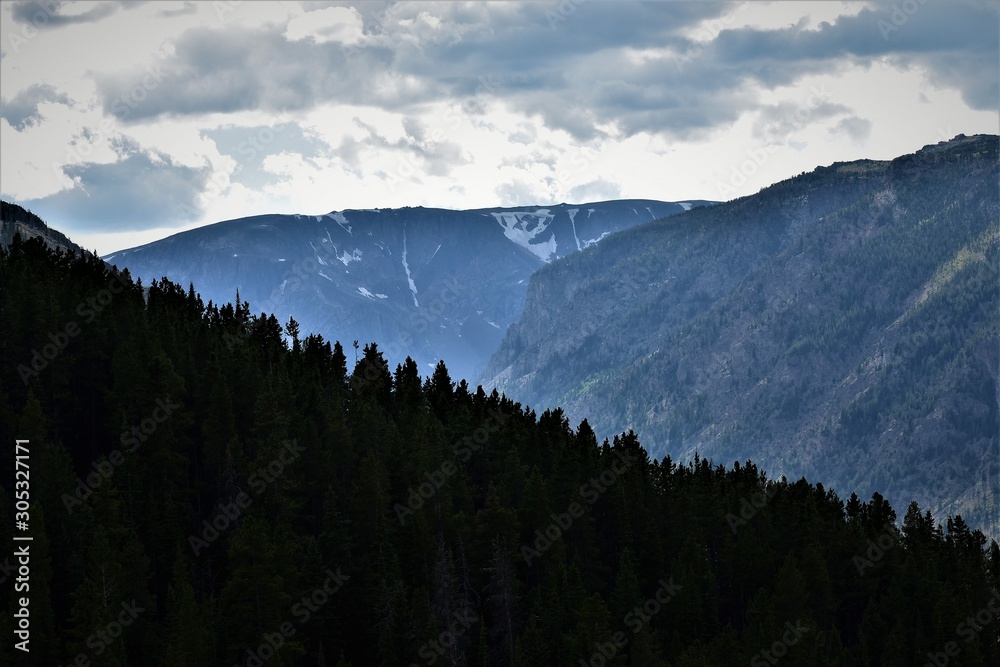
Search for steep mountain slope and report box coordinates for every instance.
[482,135,1000,533]
[4,231,998,666]
[1,200,84,255]
[104,199,709,380]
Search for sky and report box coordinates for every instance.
[1,0,997,255]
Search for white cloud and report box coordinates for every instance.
[284,6,364,45]
[0,0,996,255]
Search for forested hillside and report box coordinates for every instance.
[1,225,999,666]
[483,134,1000,536]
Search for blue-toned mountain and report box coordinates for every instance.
[105,199,709,380]
[482,135,1000,534]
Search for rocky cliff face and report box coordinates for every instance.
[1,200,84,255]
[481,135,1000,534]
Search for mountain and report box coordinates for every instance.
[103,199,710,380]
[482,134,1000,534]
[1,200,85,255]
[3,230,998,666]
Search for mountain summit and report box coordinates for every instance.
[482,135,1000,534]
[104,199,710,380]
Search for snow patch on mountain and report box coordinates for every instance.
[402,228,419,308]
[337,248,362,266]
[567,208,581,251]
[316,254,328,266]
[357,287,388,300]
[491,209,558,262]
[327,212,353,234]
[583,231,611,248]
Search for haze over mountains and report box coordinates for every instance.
[5,136,997,536]
[3,134,999,666]
[102,199,709,380]
[483,134,1000,535]
[4,1,999,664]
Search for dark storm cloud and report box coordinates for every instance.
[94,23,426,123]
[0,83,71,130]
[91,2,733,128]
[9,0,141,28]
[711,1,999,109]
[48,1,1000,137]
[25,149,212,232]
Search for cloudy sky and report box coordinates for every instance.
[1,0,997,254]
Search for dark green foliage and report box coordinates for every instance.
[0,231,998,666]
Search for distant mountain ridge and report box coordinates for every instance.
[104,199,712,380]
[481,134,1000,534]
